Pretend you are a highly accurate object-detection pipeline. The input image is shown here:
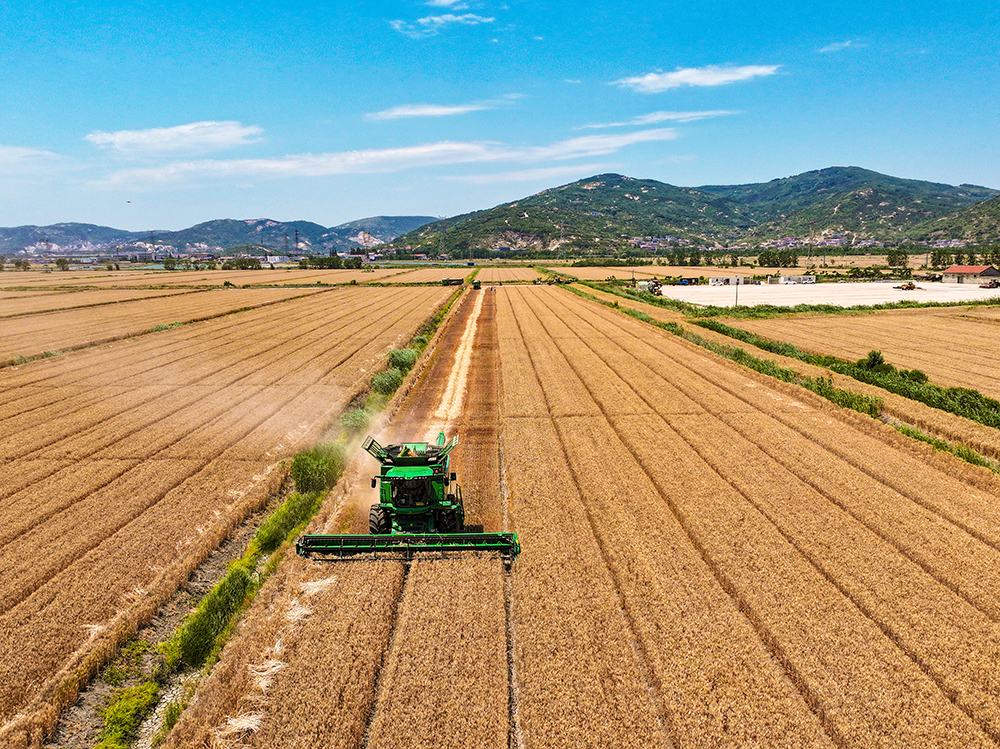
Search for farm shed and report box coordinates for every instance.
[942,264,1000,283]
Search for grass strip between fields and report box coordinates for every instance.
[891,423,1000,474]
[90,286,465,747]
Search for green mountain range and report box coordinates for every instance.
[389,167,999,253]
[5,168,999,257]
[0,216,436,255]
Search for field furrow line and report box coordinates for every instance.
[0,285,369,394]
[359,561,413,749]
[0,288,201,320]
[715,413,1000,620]
[0,290,335,405]
[564,289,1000,585]
[0,287,417,464]
[0,287,331,366]
[678,418,1000,741]
[364,557,509,749]
[561,291,1000,620]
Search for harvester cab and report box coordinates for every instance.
[365,433,464,534]
[296,432,520,565]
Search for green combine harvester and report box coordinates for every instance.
[296,432,520,565]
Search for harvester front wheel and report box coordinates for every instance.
[369,505,390,534]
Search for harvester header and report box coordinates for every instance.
[297,432,520,565]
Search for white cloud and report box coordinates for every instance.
[94,129,677,189]
[390,13,494,39]
[527,129,678,160]
[819,40,862,53]
[426,0,468,7]
[366,94,523,121]
[84,121,263,156]
[0,145,61,164]
[615,65,779,93]
[445,164,608,184]
[580,110,739,129]
[368,103,491,120]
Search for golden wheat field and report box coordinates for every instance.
[0,284,454,746]
[6,280,1000,748]
[158,286,1000,749]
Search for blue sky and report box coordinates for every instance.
[0,0,997,230]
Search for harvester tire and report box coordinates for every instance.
[369,505,390,534]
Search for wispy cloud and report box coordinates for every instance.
[615,65,779,93]
[84,121,263,157]
[366,94,522,121]
[819,40,862,53]
[94,129,678,189]
[580,110,738,129]
[368,103,491,120]
[390,13,494,39]
[0,145,61,164]
[528,129,678,160]
[426,0,468,7]
[445,164,608,184]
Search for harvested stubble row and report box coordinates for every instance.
[473,266,543,283]
[734,306,1000,401]
[0,288,193,318]
[0,285,452,747]
[498,285,1000,746]
[391,267,473,283]
[0,286,325,363]
[1,267,408,289]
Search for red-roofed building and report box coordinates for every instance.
[942,265,1000,283]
